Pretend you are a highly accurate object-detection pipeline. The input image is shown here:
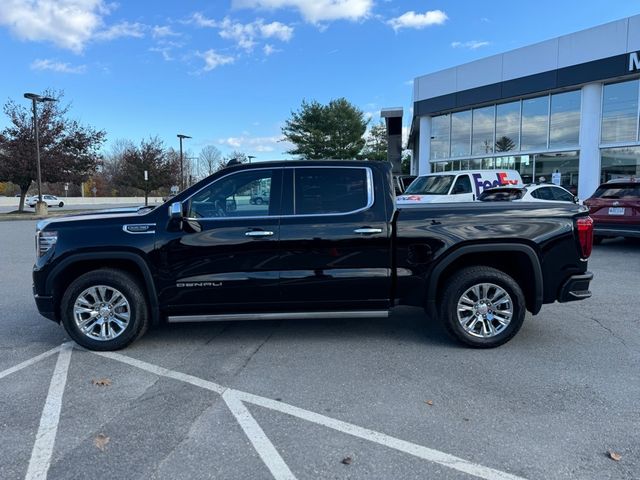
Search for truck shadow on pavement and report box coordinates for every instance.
[141,306,455,350]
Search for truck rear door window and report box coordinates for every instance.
[294,168,369,215]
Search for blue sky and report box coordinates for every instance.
[1,0,639,161]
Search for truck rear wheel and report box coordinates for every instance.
[60,269,149,351]
[439,266,526,348]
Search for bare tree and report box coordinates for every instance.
[198,145,224,178]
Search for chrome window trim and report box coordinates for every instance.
[182,165,375,221]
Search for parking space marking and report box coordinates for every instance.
[235,390,526,480]
[92,350,226,394]
[25,343,73,480]
[94,348,527,480]
[0,345,61,380]
[223,390,297,480]
[0,344,528,480]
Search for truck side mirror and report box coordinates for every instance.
[573,196,579,204]
[169,201,183,220]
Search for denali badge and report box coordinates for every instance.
[177,282,222,288]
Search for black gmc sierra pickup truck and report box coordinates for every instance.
[33,161,594,350]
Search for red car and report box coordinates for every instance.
[583,178,640,244]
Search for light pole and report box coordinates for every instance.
[177,134,191,191]
[247,155,256,164]
[24,93,56,215]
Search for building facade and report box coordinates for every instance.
[408,15,640,198]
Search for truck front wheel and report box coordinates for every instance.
[60,269,149,351]
[439,266,526,348]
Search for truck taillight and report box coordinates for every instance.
[576,217,593,259]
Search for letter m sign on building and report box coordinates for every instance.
[629,52,640,72]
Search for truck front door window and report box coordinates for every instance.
[452,175,472,194]
[188,170,274,218]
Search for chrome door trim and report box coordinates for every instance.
[167,310,390,323]
[182,166,375,221]
[245,230,274,237]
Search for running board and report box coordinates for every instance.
[167,310,390,323]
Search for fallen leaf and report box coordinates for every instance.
[608,450,622,461]
[341,456,352,465]
[424,400,434,406]
[94,434,110,451]
[92,378,112,387]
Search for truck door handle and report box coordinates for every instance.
[354,228,383,235]
[245,230,274,237]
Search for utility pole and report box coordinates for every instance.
[24,93,57,215]
[177,134,191,191]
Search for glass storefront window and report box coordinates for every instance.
[521,96,549,151]
[549,90,580,148]
[482,157,494,169]
[430,114,450,160]
[472,106,495,155]
[450,110,471,157]
[513,155,533,184]
[534,151,579,194]
[495,101,520,152]
[469,158,482,170]
[601,80,639,144]
[600,146,640,182]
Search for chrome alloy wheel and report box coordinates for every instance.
[456,283,513,338]
[73,285,131,341]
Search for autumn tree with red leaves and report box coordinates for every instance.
[0,90,105,211]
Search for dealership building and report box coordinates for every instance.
[407,14,640,198]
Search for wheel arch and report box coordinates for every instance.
[47,252,160,325]
[426,243,543,318]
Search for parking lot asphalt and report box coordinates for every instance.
[0,219,638,480]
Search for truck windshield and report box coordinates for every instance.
[404,175,455,195]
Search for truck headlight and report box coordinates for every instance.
[37,230,58,257]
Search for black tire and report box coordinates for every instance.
[255,197,263,205]
[438,266,526,348]
[60,269,149,351]
[593,235,603,245]
[58,202,64,207]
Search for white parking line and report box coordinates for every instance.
[92,350,226,394]
[95,349,527,480]
[0,345,61,380]
[236,390,526,480]
[25,343,73,480]
[223,390,297,480]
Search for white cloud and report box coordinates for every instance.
[387,10,448,31]
[217,134,290,153]
[189,12,217,27]
[259,21,293,41]
[152,25,179,38]
[198,17,294,51]
[451,40,490,49]
[232,0,373,24]
[0,0,110,52]
[94,21,146,41]
[263,44,280,55]
[197,49,235,71]
[30,58,86,74]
